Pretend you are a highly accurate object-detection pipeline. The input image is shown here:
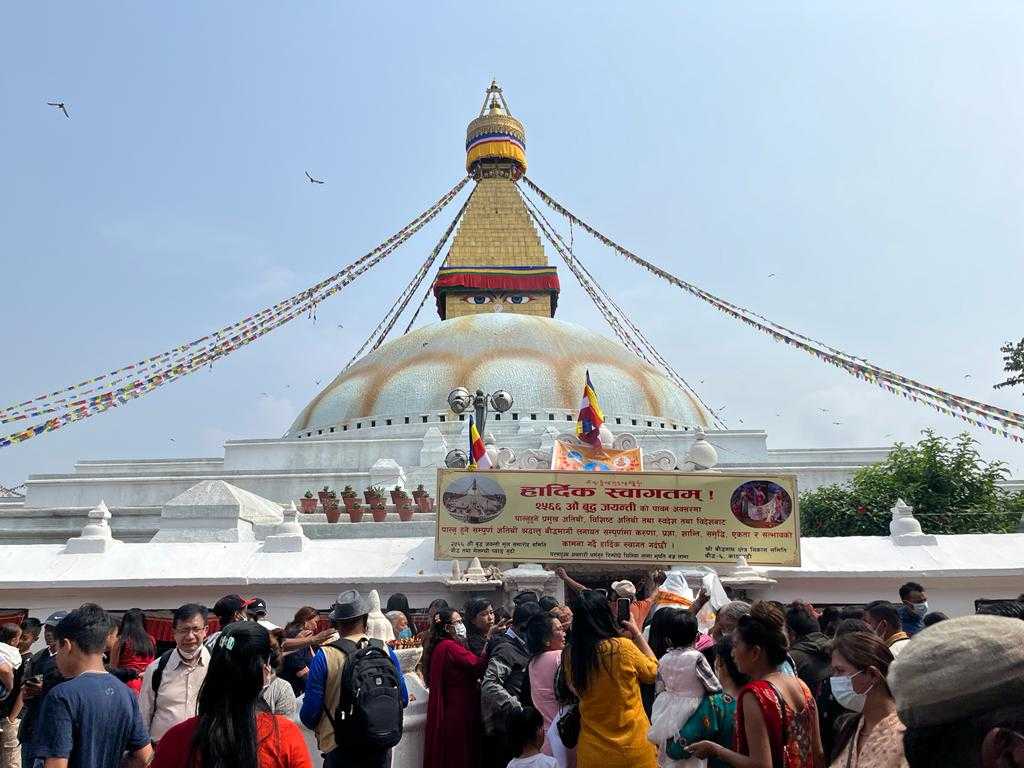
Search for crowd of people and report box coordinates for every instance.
[0,575,1021,768]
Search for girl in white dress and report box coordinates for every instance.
[647,609,722,768]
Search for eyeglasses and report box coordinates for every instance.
[173,625,207,637]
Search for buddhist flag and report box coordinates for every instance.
[576,370,605,447]
[468,415,492,469]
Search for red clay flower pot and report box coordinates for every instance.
[300,497,318,514]
[323,498,341,524]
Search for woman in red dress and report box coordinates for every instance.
[422,607,488,768]
[689,601,824,768]
[110,608,156,694]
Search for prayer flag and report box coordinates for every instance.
[576,370,605,447]
[468,415,492,469]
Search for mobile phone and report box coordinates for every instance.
[616,598,631,624]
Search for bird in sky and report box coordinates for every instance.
[337,324,344,329]
[260,392,269,397]
[314,379,321,386]
[818,408,830,413]
[964,374,972,379]
[169,437,176,443]
[768,273,776,278]
[47,101,70,119]
[833,421,843,426]
[305,171,325,184]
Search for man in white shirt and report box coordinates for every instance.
[138,604,211,743]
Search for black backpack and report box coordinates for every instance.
[325,638,403,750]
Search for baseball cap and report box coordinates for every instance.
[247,598,268,616]
[44,610,68,628]
[212,594,252,620]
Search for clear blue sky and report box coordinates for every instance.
[2,2,1022,488]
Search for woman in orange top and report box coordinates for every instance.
[151,622,311,768]
[565,590,659,768]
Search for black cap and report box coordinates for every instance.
[247,598,268,616]
[212,594,251,620]
[44,610,68,628]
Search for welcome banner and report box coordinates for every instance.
[435,469,800,566]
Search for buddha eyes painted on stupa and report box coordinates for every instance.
[462,294,533,305]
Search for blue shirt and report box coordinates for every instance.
[35,671,149,768]
[299,642,409,731]
[899,605,925,636]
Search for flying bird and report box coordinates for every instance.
[963,374,972,379]
[47,101,70,119]
[305,171,325,184]
[833,421,843,426]
[818,408,830,413]
[336,324,344,329]
[169,437,176,443]
[768,273,776,278]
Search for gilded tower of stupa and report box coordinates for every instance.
[433,80,560,320]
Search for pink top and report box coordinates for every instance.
[528,650,562,756]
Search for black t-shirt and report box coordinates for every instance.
[279,646,313,696]
[18,648,67,745]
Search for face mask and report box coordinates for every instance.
[910,602,928,618]
[453,623,467,639]
[831,672,870,712]
[178,645,202,661]
[398,628,413,639]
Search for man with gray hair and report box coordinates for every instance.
[890,614,1024,768]
[711,600,751,640]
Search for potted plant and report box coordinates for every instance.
[341,485,358,511]
[366,485,388,523]
[322,489,341,524]
[393,486,414,522]
[412,483,431,514]
[346,497,364,524]
[317,485,332,508]
[300,490,318,514]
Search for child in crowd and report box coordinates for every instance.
[506,706,558,768]
[0,624,23,670]
[647,611,722,768]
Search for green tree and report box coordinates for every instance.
[995,337,1024,390]
[800,431,1024,536]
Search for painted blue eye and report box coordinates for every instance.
[464,295,492,305]
[506,295,531,304]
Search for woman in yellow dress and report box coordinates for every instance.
[565,590,659,768]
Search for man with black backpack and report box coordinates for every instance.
[300,589,408,768]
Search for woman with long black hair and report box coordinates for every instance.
[564,590,659,768]
[110,608,156,694]
[150,621,311,768]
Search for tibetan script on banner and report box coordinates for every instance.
[435,469,800,566]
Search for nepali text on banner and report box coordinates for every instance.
[434,469,800,566]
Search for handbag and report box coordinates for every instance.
[556,704,581,749]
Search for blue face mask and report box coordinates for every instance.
[398,628,413,639]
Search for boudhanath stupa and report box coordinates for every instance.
[1,82,1022,628]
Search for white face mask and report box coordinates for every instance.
[178,645,202,661]
[910,601,928,618]
[831,671,871,712]
[453,623,467,639]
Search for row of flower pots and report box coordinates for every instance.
[299,485,434,524]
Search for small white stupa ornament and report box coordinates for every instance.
[889,498,937,546]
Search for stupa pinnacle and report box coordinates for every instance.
[433,81,560,320]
